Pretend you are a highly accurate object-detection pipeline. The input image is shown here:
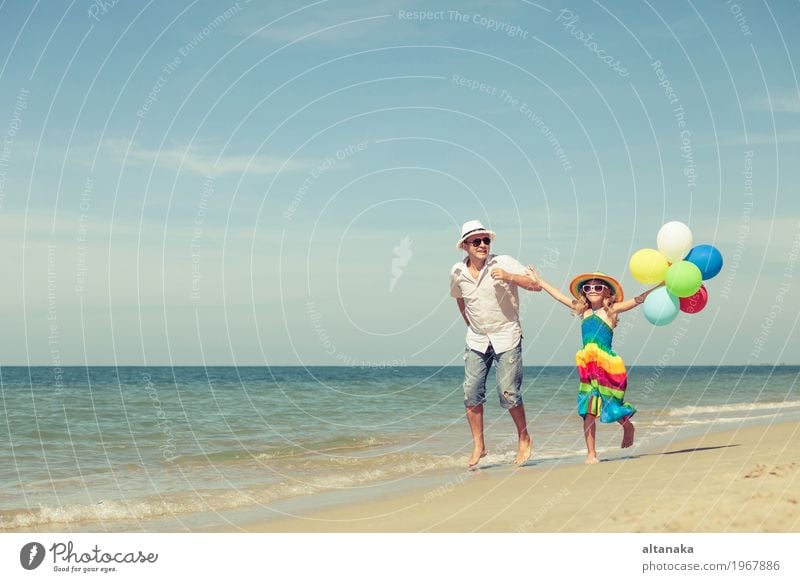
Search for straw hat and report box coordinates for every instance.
[569,272,624,301]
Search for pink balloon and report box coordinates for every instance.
[679,285,708,314]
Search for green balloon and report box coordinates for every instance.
[665,261,703,298]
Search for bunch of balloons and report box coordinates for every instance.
[629,221,723,326]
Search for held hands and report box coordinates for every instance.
[489,267,542,291]
[491,266,542,291]
[525,265,543,291]
[490,268,509,282]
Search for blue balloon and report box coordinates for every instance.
[685,244,723,280]
[643,287,680,326]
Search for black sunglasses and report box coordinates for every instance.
[582,284,608,293]
[468,237,492,247]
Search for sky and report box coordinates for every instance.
[0,0,798,366]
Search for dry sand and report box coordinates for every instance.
[244,420,800,532]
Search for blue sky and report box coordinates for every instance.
[0,0,798,365]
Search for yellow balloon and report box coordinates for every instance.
[629,248,669,284]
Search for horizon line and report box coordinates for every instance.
[1,363,796,369]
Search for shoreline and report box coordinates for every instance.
[4,417,799,533]
[236,419,800,533]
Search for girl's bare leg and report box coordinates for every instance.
[583,414,599,464]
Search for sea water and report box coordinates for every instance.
[1,365,798,530]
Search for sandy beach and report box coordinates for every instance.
[244,420,800,533]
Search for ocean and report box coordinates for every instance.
[1,365,798,531]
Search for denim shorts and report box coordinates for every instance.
[463,342,523,409]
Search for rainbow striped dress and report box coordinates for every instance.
[575,312,636,422]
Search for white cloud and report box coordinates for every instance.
[753,93,800,114]
[232,0,417,44]
[105,138,319,176]
[690,215,800,257]
[252,13,394,44]
[720,129,800,146]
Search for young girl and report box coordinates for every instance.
[527,267,657,464]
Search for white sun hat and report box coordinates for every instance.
[455,220,496,250]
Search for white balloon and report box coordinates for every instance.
[657,221,693,263]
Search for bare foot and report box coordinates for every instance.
[621,421,635,449]
[584,455,599,464]
[515,434,532,466]
[468,447,487,467]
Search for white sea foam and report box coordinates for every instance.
[652,412,791,427]
[667,400,800,417]
[0,452,465,530]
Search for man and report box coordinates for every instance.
[449,220,541,467]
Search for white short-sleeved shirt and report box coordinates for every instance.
[449,254,527,354]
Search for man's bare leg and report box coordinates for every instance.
[619,416,635,448]
[583,414,599,464]
[509,404,532,465]
[466,404,487,467]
